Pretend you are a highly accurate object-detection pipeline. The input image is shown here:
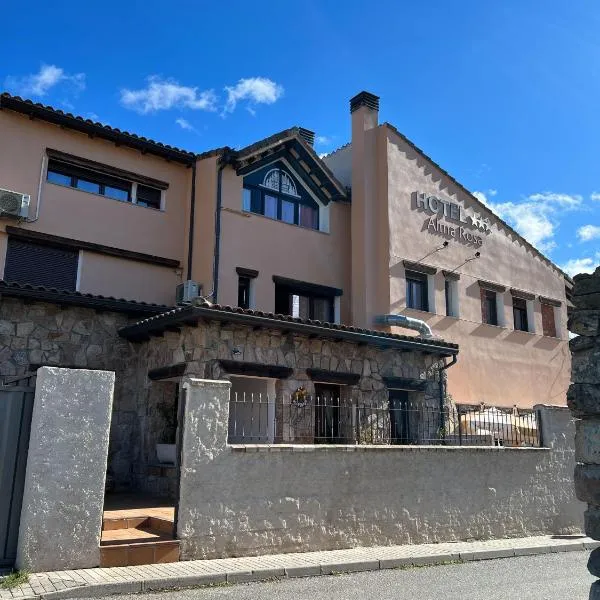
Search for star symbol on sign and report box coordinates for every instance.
[471,212,484,230]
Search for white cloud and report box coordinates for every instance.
[120,76,217,114]
[591,192,600,201]
[472,191,491,208]
[5,64,85,97]
[318,152,328,159]
[175,117,195,131]
[316,135,331,146]
[488,189,497,197]
[561,254,600,277]
[577,224,600,242]
[472,190,583,254]
[528,192,582,209]
[223,77,283,114]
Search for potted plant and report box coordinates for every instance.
[156,400,178,465]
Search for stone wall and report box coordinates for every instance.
[139,320,444,409]
[0,297,147,492]
[0,297,129,375]
[568,266,600,597]
[177,378,583,560]
[122,319,448,495]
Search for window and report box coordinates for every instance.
[444,277,459,318]
[4,239,78,291]
[406,271,428,312]
[136,185,162,210]
[274,279,337,322]
[238,276,251,309]
[512,297,529,332]
[236,267,258,309]
[541,302,557,337]
[481,289,498,325]
[241,167,320,230]
[46,158,162,210]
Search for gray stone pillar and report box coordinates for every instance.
[567,267,600,596]
[16,367,115,572]
[176,377,231,560]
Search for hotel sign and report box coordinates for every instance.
[414,192,491,246]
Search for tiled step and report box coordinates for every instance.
[100,516,179,567]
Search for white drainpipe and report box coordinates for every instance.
[374,314,434,338]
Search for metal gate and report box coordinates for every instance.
[0,374,35,567]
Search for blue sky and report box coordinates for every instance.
[1,0,599,276]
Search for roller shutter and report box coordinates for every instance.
[4,239,78,291]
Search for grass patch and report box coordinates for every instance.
[1,570,29,590]
[395,559,465,570]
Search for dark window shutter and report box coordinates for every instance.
[541,303,557,337]
[4,239,78,291]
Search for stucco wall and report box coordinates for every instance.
[0,110,189,305]
[382,129,570,407]
[177,378,583,560]
[16,367,115,572]
[78,251,181,305]
[215,164,352,321]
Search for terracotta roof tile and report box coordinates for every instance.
[119,299,459,354]
[0,280,169,315]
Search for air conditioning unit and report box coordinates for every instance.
[176,280,202,305]
[0,188,30,219]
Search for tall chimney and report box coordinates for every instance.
[350,91,380,130]
[350,91,380,328]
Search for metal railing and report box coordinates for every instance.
[227,393,541,447]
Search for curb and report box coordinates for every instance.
[6,538,597,600]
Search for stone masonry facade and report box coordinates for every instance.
[568,266,600,597]
[121,319,448,495]
[0,295,450,499]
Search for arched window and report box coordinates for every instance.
[242,166,319,230]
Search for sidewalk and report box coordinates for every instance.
[1,535,596,600]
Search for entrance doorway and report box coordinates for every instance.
[314,383,341,443]
[388,389,411,444]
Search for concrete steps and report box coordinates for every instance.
[100,516,179,567]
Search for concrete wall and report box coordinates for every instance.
[16,367,115,572]
[176,378,582,560]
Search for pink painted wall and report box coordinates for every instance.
[382,127,570,408]
[215,164,351,321]
[0,110,190,304]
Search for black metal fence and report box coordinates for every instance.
[227,393,541,447]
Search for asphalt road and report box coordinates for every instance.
[96,551,596,600]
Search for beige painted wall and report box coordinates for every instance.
[79,252,181,305]
[189,156,218,296]
[215,164,352,321]
[382,128,570,407]
[0,110,190,304]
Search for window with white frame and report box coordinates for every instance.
[511,290,535,333]
[444,276,459,317]
[242,165,320,230]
